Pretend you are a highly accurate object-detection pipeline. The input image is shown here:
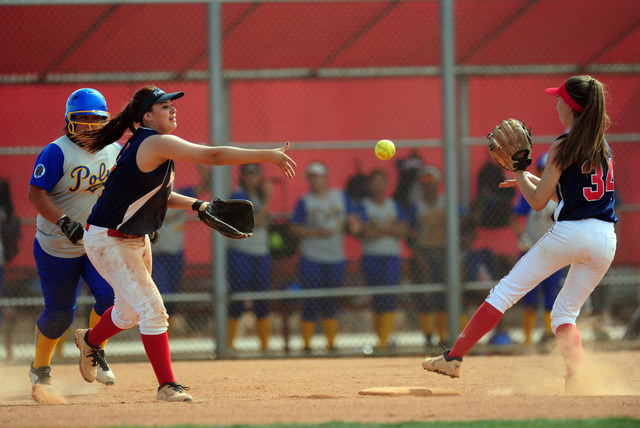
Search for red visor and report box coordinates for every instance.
[545,81,584,113]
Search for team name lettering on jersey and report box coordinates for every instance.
[307,205,342,228]
[68,162,110,193]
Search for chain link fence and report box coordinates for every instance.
[1,0,639,363]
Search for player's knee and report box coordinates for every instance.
[92,295,115,315]
[111,308,139,330]
[485,284,516,313]
[37,308,75,339]
[549,308,576,334]
[139,310,169,335]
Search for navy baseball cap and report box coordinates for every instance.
[136,88,184,122]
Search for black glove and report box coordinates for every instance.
[57,215,84,244]
[196,198,255,239]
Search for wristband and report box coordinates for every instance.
[57,215,69,228]
[192,200,206,212]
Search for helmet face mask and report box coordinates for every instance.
[65,88,109,135]
[66,111,110,134]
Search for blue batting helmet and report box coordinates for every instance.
[65,88,110,134]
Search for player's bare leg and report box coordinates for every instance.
[556,323,583,391]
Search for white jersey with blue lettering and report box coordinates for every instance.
[30,135,120,258]
[292,189,353,263]
[359,197,405,256]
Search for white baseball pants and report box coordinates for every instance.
[84,225,168,335]
[486,218,616,332]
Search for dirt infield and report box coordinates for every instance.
[1,351,640,427]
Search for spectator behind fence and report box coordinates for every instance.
[407,165,449,347]
[1,176,20,355]
[509,153,562,346]
[290,162,361,354]
[151,164,209,333]
[358,169,408,352]
[226,163,273,354]
[0,177,20,267]
[472,161,516,230]
[392,149,423,214]
[27,88,118,394]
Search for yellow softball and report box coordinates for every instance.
[375,139,395,160]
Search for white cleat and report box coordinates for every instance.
[95,350,116,385]
[29,363,53,389]
[74,329,101,383]
[30,363,66,403]
[156,382,193,402]
[422,350,463,378]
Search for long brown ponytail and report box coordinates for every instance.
[553,76,611,171]
[76,86,155,153]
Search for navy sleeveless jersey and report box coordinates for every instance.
[554,134,617,223]
[87,127,174,235]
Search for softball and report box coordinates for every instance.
[375,139,395,160]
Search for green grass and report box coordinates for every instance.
[104,418,640,428]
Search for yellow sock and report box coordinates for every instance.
[33,326,60,369]
[522,308,536,345]
[90,308,109,349]
[301,321,316,349]
[321,318,338,349]
[436,311,448,342]
[419,313,434,336]
[378,312,395,349]
[544,311,553,335]
[255,317,270,352]
[227,318,239,349]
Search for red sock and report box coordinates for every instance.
[86,306,124,347]
[450,302,503,358]
[141,332,175,386]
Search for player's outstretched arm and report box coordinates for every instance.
[138,135,296,178]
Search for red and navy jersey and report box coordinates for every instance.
[87,127,174,235]
[554,134,617,223]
